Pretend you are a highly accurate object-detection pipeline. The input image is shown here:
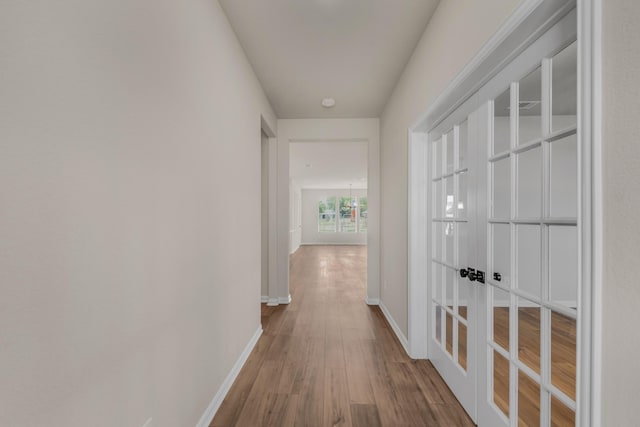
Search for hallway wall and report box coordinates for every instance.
[602,0,640,424]
[379,0,519,337]
[0,0,276,426]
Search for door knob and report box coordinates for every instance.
[467,268,477,282]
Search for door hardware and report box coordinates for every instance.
[493,272,502,282]
[467,268,477,282]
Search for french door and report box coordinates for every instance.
[428,9,579,427]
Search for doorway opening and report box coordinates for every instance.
[289,140,369,298]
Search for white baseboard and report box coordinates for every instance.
[365,297,380,306]
[279,294,292,304]
[265,295,291,306]
[301,242,367,246]
[195,326,263,427]
[261,296,269,303]
[379,301,410,358]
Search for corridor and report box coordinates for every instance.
[212,246,473,427]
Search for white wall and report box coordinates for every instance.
[289,181,302,254]
[302,189,368,245]
[277,119,380,303]
[380,0,519,336]
[602,0,640,424]
[0,1,276,426]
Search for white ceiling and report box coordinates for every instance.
[219,0,440,119]
[290,141,368,189]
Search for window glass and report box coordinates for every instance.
[338,197,357,233]
[318,197,336,232]
[358,197,368,233]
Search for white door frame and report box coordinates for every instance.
[407,0,602,425]
[276,119,381,305]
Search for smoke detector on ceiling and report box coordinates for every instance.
[321,98,336,108]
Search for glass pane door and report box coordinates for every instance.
[483,41,578,427]
[430,117,477,417]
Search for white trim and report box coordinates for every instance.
[195,326,263,427]
[365,297,380,306]
[261,296,269,303]
[279,294,292,305]
[579,0,602,425]
[301,242,367,246]
[379,301,410,357]
[266,298,279,307]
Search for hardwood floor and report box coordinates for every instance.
[211,245,474,427]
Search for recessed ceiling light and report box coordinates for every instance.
[321,98,336,108]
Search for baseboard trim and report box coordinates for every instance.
[279,294,292,304]
[365,297,380,306]
[266,298,279,306]
[300,243,367,246]
[261,296,269,303]
[195,326,262,427]
[379,301,410,358]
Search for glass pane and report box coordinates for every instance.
[518,67,543,145]
[458,171,468,218]
[551,395,575,427]
[550,134,577,217]
[517,146,542,218]
[493,286,510,351]
[445,129,455,174]
[446,312,453,356]
[492,224,511,287]
[552,42,578,132]
[446,267,454,311]
[494,87,511,154]
[433,262,443,303]
[518,298,541,374]
[493,350,510,418]
[459,120,468,169]
[435,304,442,344]
[518,370,541,427]
[358,197,368,233]
[318,197,336,232]
[459,279,469,321]
[433,139,442,178]
[458,322,467,370]
[445,222,455,265]
[433,222,443,261]
[458,222,468,271]
[433,181,443,218]
[549,226,578,310]
[493,157,511,219]
[445,177,455,218]
[517,225,541,298]
[551,311,577,401]
[338,197,357,232]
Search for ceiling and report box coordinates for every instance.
[219,0,440,119]
[290,141,368,189]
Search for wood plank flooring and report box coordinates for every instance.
[211,245,473,427]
